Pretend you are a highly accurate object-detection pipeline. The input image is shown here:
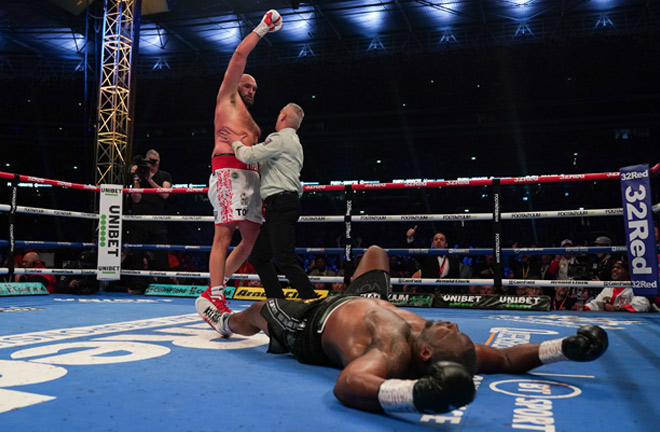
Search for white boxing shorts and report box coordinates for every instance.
[208,154,263,225]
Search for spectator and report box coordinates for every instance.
[549,239,579,280]
[538,254,556,280]
[15,251,57,293]
[581,288,596,305]
[467,284,481,295]
[652,225,660,311]
[515,285,528,296]
[526,286,543,297]
[550,286,577,310]
[388,254,412,279]
[473,254,496,279]
[480,285,495,295]
[168,252,180,271]
[126,251,158,295]
[591,236,615,281]
[584,259,650,312]
[1,250,23,282]
[407,230,462,294]
[329,254,347,293]
[498,283,514,296]
[330,268,346,293]
[228,260,260,288]
[510,250,541,280]
[58,251,98,295]
[525,271,553,296]
[308,255,338,291]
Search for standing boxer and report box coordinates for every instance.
[196,10,282,332]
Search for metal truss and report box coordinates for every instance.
[94,0,136,186]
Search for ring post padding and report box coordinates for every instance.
[343,184,355,285]
[8,174,19,281]
[492,178,503,291]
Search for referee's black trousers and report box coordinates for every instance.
[250,191,318,299]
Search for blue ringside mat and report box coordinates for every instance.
[1,292,659,432]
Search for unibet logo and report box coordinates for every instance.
[100,214,107,247]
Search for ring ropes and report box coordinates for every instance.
[1,164,659,290]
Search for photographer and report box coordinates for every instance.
[129,149,172,207]
[125,149,172,292]
[549,238,586,280]
[58,251,98,295]
[564,236,615,282]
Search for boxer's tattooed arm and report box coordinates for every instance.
[363,309,412,377]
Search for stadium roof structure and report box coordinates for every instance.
[1,0,658,78]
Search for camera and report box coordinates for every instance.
[131,155,155,180]
[568,263,597,281]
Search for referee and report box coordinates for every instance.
[224,102,319,299]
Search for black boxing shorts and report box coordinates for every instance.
[260,295,359,367]
[342,269,392,300]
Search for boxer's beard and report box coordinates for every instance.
[240,94,253,108]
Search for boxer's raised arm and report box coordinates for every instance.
[217,10,283,103]
[217,33,260,103]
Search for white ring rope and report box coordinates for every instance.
[0,267,633,288]
[0,204,98,220]
[8,204,660,222]
[2,268,97,276]
[2,168,659,291]
[122,215,214,222]
[301,208,626,222]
